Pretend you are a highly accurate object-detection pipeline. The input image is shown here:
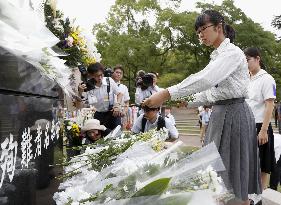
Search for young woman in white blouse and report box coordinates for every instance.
[244,47,276,190]
[143,10,261,205]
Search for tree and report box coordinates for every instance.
[272,15,281,30]
[94,0,281,100]
[93,0,178,98]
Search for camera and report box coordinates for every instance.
[136,73,154,90]
[104,67,113,77]
[78,65,96,92]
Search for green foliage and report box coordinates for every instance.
[94,0,281,100]
[272,15,281,30]
[158,72,185,88]
[79,184,113,204]
[58,129,164,180]
[133,178,171,197]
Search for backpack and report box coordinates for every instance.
[141,115,166,133]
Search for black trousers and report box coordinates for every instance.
[270,155,281,190]
[94,111,121,130]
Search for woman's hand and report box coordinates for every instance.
[142,89,171,108]
[258,129,268,145]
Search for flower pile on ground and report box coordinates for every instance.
[54,127,233,205]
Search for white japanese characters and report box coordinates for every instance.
[50,120,56,141]
[0,134,18,188]
[21,128,33,169]
[44,122,50,149]
[34,124,42,157]
[0,120,61,189]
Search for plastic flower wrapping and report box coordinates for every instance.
[0,0,76,96]
[0,0,102,97]
[54,126,234,205]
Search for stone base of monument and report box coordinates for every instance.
[0,168,37,205]
[262,188,281,205]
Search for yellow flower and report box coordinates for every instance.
[83,56,96,66]
[71,123,80,137]
[70,32,79,41]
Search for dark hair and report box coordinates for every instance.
[203,105,210,109]
[143,106,160,112]
[87,62,104,74]
[244,47,266,69]
[194,10,235,43]
[113,64,124,73]
[149,71,159,78]
[136,70,146,77]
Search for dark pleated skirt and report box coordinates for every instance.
[204,99,262,201]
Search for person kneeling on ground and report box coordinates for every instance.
[81,119,111,144]
[131,106,179,141]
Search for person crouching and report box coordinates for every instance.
[131,106,179,141]
[81,119,111,144]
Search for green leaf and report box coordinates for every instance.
[133,178,171,197]
[156,194,192,205]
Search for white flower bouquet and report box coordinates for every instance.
[54,127,233,205]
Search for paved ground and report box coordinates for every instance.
[171,106,280,148]
[171,107,202,147]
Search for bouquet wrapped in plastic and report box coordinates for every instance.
[54,126,233,205]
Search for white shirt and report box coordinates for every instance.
[167,38,249,104]
[200,110,211,125]
[198,106,203,113]
[165,113,176,126]
[131,114,179,139]
[116,82,130,106]
[246,69,276,123]
[85,77,120,112]
[135,85,161,105]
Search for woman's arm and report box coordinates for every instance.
[258,99,274,145]
[144,47,244,108]
[168,47,244,100]
[143,89,171,108]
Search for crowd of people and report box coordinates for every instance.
[76,62,178,142]
[74,9,281,205]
